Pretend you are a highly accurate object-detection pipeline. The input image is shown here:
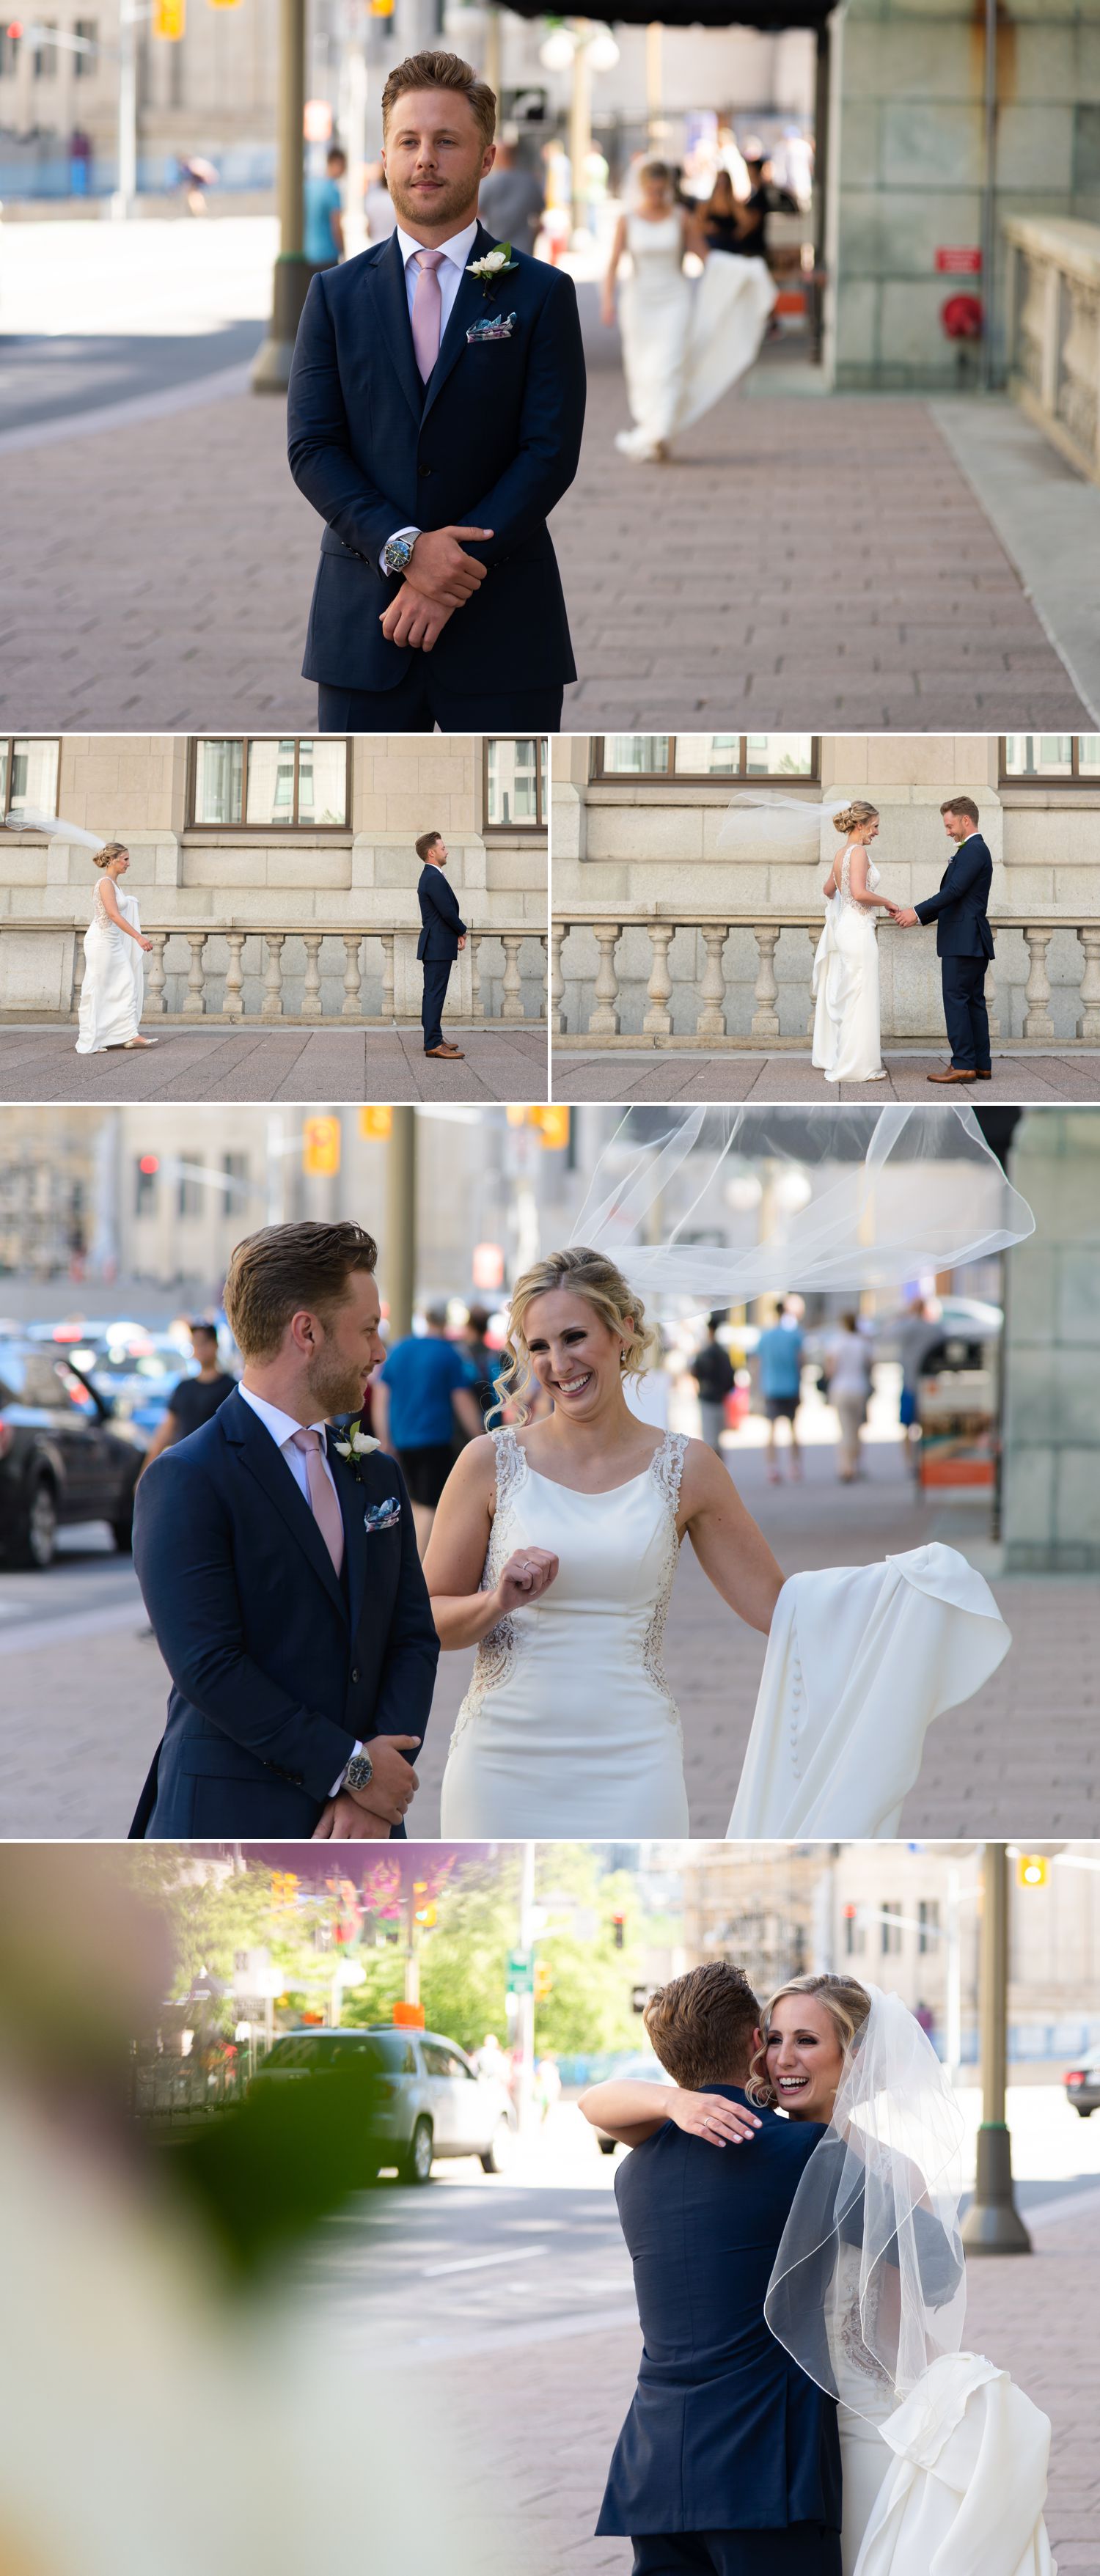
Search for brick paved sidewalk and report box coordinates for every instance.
[0,347,1088,733]
[423,2187,1100,2576]
[0,1023,548,1105]
[554,1049,1100,1106]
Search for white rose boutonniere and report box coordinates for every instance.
[467,241,519,297]
[333,1417,381,1482]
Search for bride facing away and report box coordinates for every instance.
[812,802,901,1086]
[76,842,156,1055]
[602,158,776,465]
[583,1973,1055,2576]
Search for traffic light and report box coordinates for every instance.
[359,1105,393,1140]
[534,1961,553,2003]
[153,0,185,34]
[612,1910,626,1950]
[535,1105,571,1151]
[271,1870,299,1911]
[1016,1854,1049,1889]
[303,1115,341,1176]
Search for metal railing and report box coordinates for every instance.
[551,910,1100,1046]
[0,920,548,1024]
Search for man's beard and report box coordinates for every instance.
[305,1351,366,1422]
[386,169,476,237]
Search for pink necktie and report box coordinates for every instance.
[291,1427,345,1579]
[410,246,445,382]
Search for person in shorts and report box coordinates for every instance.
[755,1299,804,1485]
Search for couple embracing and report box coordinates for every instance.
[582,1964,1054,2576]
[812,797,995,1087]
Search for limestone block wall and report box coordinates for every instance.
[826,0,1100,392]
[1001,1109,1100,1571]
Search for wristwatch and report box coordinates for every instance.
[382,531,419,577]
[344,1748,375,1791]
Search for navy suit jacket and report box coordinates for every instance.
[598,2091,843,2537]
[287,222,585,694]
[417,862,466,963]
[914,833,994,959]
[128,1389,439,1838]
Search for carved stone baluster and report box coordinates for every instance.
[301,933,323,1021]
[539,932,548,1024]
[342,933,363,1018]
[469,931,485,1019]
[183,932,208,1016]
[381,933,396,1024]
[1077,927,1100,1041]
[551,923,567,1035]
[1022,928,1055,1042]
[144,933,167,1016]
[261,933,286,1018]
[222,931,246,1021]
[588,923,622,1037]
[751,925,781,1042]
[696,926,730,1041]
[501,933,525,1021]
[643,923,675,1038]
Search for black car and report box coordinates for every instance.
[1065,2051,1100,2117]
[0,1340,143,1569]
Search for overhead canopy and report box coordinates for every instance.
[505,1,832,28]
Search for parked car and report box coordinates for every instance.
[29,1322,189,1439]
[0,1340,143,1568]
[248,2026,516,2184]
[591,2050,675,2154]
[1064,2052,1100,2116]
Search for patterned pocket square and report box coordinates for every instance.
[364,1497,401,1533]
[466,311,518,344]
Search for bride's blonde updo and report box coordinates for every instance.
[92,842,127,872]
[746,1970,872,2108]
[489,1246,659,1426]
[832,801,879,837]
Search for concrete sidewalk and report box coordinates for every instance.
[0,305,1092,733]
[0,1023,548,1104]
[554,1048,1100,1105]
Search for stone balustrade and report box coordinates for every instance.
[0,922,547,1025]
[551,912,1100,1047]
[1005,215,1100,485]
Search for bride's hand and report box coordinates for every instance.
[494,1546,559,1615]
[138,936,154,951]
[667,2089,761,2146]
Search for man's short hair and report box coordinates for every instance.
[381,51,496,150]
[189,1320,219,1344]
[940,795,979,825]
[224,1220,378,1364]
[415,829,443,863]
[642,1962,760,2089]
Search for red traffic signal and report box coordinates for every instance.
[139,1153,160,1175]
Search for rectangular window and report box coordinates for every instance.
[73,17,96,73]
[917,1899,939,1957]
[843,1907,865,1958]
[33,23,58,73]
[191,738,348,828]
[485,735,547,829]
[1002,734,1100,779]
[222,1153,249,1211]
[0,24,20,70]
[880,1902,903,1958]
[177,1165,205,1220]
[593,736,818,781]
[1,738,61,823]
[133,1159,158,1219]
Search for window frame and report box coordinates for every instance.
[589,735,821,785]
[998,734,1100,784]
[482,735,549,834]
[186,735,352,832]
[0,736,62,823]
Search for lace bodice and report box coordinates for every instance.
[834,845,880,917]
[90,880,139,932]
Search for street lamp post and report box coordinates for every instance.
[386,1109,417,1340]
[252,0,309,391]
[111,0,139,219]
[961,1842,1031,2253]
[569,23,592,245]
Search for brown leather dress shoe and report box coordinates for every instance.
[974,1068,992,1079]
[927,1066,976,1083]
[425,1043,466,1059]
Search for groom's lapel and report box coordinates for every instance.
[370,230,425,432]
[224,1395,346,1619]
[421,223,499,424]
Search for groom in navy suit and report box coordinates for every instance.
[287,49,585,735]
[416,828,466,1059]
[597,1964,842,2576]
[129,1219,439,1841]
[895,796,995,1083]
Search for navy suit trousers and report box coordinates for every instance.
[631,2528,842,2576]
[318,674,565,735]
[422,954,453,1052]
[942,955,991,1070]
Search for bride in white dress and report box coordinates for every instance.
[76,843,156,1054]
[812,803,901,1085]
[602,160,776,464]
[427,1244,1011,1841]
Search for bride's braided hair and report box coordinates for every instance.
[832,801,879,837]
[488,1246,658,1428]
[92,842,128,870]
[746,1971,872,2108]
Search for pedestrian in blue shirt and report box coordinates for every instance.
[304,145,347,273]
[755,1299,804,1485]
[375,1302,483,1546]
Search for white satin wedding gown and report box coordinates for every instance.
[439,1425,692,1837]
[616,215,776,463]
[812,846,886,1083]
[76,881,145,1053]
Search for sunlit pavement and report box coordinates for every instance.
[555,1049,1100,1105]
[0,1023,549,1106]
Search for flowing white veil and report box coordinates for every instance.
[565,1106,1034,1314]
[3,809,105,849]
[763,1985,967,2420]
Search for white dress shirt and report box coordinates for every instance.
[386,219,481,562]
[238,1383,361,1794]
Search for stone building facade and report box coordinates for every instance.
[1001,1107,1100,1573]
[551,731,1100,1047]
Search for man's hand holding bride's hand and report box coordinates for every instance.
[494,1546,559,1617]
[667,2090,761,2147]
[892,906,920,928]
[312,1792,390,1841]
